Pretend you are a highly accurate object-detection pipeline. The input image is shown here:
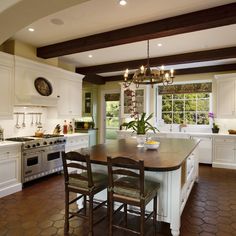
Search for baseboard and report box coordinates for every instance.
[0,183,22,198]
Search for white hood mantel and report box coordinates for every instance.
[15,56,64,107]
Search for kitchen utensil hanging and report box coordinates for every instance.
[22,113,26,128]
[38,113,42,126]
[31,114,34,126]
[15,113,21,129]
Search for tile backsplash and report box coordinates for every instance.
[0,107,74,138]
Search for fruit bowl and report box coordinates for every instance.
[144,140,160,150]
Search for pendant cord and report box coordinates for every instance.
[147,40,150,67]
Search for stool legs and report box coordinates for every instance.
[108,193,113,236]
[64,189,69,233]
[153,195,157,235]
[89,194,94,236]
[140,203,145,236]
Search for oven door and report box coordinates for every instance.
[43,144,65,172]
[23,149,43,179]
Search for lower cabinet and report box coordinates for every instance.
[0,144,22,198]
[190,135,212,164]
[65,134,89,152]
[213,137,236,169]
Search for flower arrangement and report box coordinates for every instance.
[208,112,219,133]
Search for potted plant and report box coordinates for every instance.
[122,112,158,147]
[208,112,219,133]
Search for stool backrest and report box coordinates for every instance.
[107,156,144,197]
[62,151,94,188]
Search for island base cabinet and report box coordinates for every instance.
[0,145,22,198]
[89,146,199,236]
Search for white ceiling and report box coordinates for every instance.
[12,0,236,75]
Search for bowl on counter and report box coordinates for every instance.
[228,129,236,135]
[144,140,160,150]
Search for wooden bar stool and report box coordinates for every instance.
[107,156,160,236]
[62,151,108,236]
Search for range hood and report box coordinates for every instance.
[14,56,59,107]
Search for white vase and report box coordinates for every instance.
[136,134,146,147]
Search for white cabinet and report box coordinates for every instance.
[57,76,82,118]
[216,74,236,118]
[0,52,14,119]
[0,143,22,198]
[190,135,212,164]
[65,134,89,152]
[213,137,236,169]
[120,84,149,118]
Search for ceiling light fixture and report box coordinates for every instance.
[157,43,162,47]
[28,28,35,32]
[119,0,127,6]
[88,54,93,58]
[123,40,174,88]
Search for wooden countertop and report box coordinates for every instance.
[79,138,200,171]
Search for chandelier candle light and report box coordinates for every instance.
[123,40,174,88]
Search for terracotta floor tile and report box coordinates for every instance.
[0,166,236,235]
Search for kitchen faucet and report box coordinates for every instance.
[179,123,187,132]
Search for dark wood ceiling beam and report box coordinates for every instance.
[76,47,236,74]
[104,64,236,83]
[37,3,236,58]
[83,74,105,84]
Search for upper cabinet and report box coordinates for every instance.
[82,90,93,116]
[216,74,236,118]
[120,84,150,118]
[57,73,83,118]
[0,52,14,119]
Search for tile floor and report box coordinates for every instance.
[0,165,236,235]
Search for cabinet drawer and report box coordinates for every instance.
[214,138,235,144]
[0,148,19,160]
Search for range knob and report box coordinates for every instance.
[32,144,36,148]
[36,143,40,146]
[26,145,31,149]
[63,139,66,143]
[43,141,47,145]
[54,141,57,144]
[49,142,53,145]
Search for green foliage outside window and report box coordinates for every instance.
[162,93,210,125]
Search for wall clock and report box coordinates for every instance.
[34,77,53,96]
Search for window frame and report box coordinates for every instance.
[155,80,213,128]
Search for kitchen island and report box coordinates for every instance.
[78,138,200,236]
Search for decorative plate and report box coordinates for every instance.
[34,77,53,96]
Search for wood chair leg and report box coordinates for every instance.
[89,194,94,236]
[140,203,145,236]
[109,194,113,236]
[83,195,87,215]
[64,189,69,233]
[153,195,157,235]
[124,203,127,227]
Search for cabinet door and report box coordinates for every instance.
[214,142,235,164]
[82,91,93,116]
[191,136,212,164]
[0,64,13,118]
[58,79,82,117]
[217,79,235,118]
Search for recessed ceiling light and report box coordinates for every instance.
[28,28,35,32]
[88,54,93,58]
[157,43,162,47]
[119,0,127,6]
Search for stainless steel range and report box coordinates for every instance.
[6,135,66,183]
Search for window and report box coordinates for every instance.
[161,92,210,125]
